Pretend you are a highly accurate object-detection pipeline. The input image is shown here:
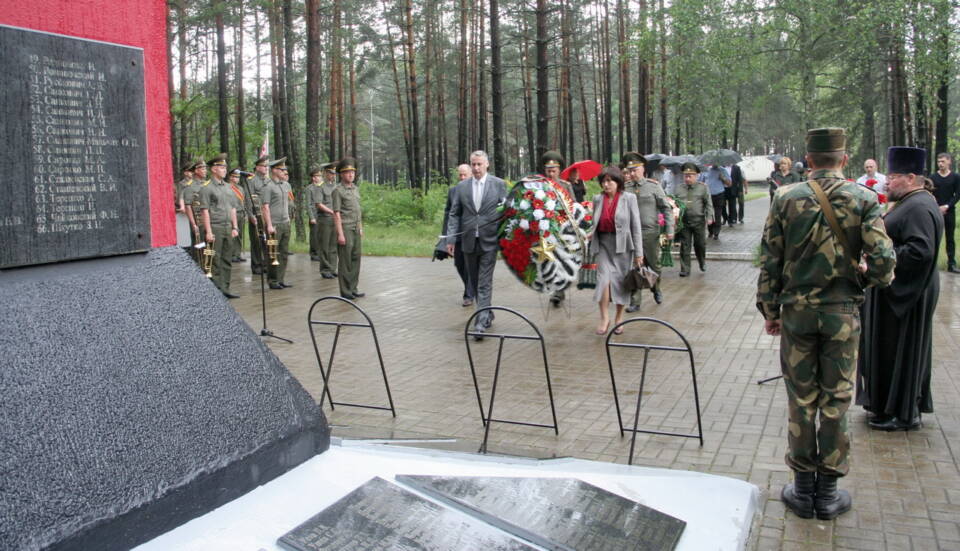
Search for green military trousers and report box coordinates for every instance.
[267,221,291,286]
[249,220,264,273]
[678,219,706,273]
[318,216,338,275]
[631,231,662,307]
[309,218,320,259]
[780,303,860,477]
[210,224,237,294]
[338,225,362,296]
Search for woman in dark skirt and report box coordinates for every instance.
[586,166,644,335]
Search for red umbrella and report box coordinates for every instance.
[561,160,602,182]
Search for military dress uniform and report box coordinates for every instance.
[757,128,895,520]
[261,158,293,289]
[228,171,246,262]
[248,155,272,275]
[334,157,363,298]
[180,163,208,264]
[622,153,674,310]
[674,163,712,276]
[198,154,239,296]
[315,163,339,278]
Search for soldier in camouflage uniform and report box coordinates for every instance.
[622,152,674,311]
[247,155,271,275]
[542,151,573,307]
[198,154,240,298]
[674,163,713,276]
[757,128,895,520]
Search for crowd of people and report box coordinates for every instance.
[173,133,957,525]
[174,153,366,300]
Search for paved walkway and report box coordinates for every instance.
[228,198,960,550]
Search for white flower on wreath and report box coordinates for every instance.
[523,181,538,190]
[519,199,530,210]
[519,219,530,230]
[545,199,556,211]
[534,189,547,200]
[533,209,545,220]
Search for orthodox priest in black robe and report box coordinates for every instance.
[858,147,943,431]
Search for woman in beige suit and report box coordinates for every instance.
[587,166,644,335]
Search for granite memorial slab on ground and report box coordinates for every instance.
[277,477,535,551]
[396,475,686,551]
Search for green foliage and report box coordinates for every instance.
[358,181,449,227]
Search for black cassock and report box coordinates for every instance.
[857,189,943,421]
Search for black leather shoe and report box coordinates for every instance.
[280,282,294,288]
[310,256,320,261]
[269,283,283,290]
[340,293,355,299]
[781,471,816,519]
[550,296,561,308]
[653,289,663,304]
[473,328,485,341]
[625,304,640,313]
[814,474,852,520]
[352,291,365,298]
[679,271,689,277]
[869,416,921,431]
[252,268,264,275]
[698,260,706,272]
[321,272,336,279]
[232,257,246,263]
[222,292,240,299]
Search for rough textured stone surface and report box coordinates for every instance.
[0,246,329,551]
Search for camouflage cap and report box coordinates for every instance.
[269,157,287,169]
[680,162,700,174]
[338,157,357,173]
[622,152,646,169]
[541,150,565,169]
[207,153,228,167]
[805,128,846,153]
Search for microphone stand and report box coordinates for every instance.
[240,174,293,344]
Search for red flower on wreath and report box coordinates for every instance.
[533,199,545,209]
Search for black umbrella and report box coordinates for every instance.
[644,153,666,161]
[699,149,743,166]
[659,154,703,168]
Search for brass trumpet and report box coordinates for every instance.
[267,236,280,266]
[202,236,216,278]
[191,198,205,264]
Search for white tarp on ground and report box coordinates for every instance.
[136,441,759,551]
[738,156,775,183]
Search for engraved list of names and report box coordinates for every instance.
[1,25,150,269]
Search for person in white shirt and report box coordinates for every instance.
[856,159,887,194]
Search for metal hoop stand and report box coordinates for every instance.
[307,296,396,416]
[464,306,559,454]
[606,317,704,465]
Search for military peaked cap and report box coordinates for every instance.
[192,159,207,171]
[338,157,357,173]
[269,157,288,169]
[887,146,927,175]
[254,154,270,166]
[805,128,846,153]
[541,150,565,169]
[680,162,700,174]
[622,152,646,169]
[207,153,228,167]
[309,165,323,176]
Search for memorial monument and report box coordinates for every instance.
[0,5,329,550]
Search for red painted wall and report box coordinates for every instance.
[1,0,175,247]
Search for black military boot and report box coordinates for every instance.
[781,471,816,519]
[814,474,851,520]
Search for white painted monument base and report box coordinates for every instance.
[136,441,759,550]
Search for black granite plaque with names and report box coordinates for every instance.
[396,475,686,551]
[277,477,535,551]
[0,24,149,269]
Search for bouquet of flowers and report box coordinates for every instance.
[661,195,685,266]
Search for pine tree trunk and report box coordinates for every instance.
[477,0,488,154]
[403,0,423,191]
[214,0,229,154]
[234,2,246,168]
[383,5,414,182]
[617,0,631,153]
[306,0,322,167]
[166,1,177,174]
[535,0,549,163]
[520,19,536,171]
[489,0,504,175]
[327,0,342,159]
[177,0,188,165]
[457,0,468,163]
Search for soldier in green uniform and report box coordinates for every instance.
[175,161,196,252]
[314,162,339,279]
[180,160,208,265]
[198,153,240,298]
[260,157,294,290]
[674,163,713,277]
[175,162,193,211]
[542,150,573,307]
[248,155,271,275]
[622,152,674,310]
[757,128,895,520]
[227,168,247,263]
[333,157,364,299]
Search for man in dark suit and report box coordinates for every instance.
[446,150,508,338]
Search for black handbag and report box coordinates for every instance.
[624,264,659,292]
